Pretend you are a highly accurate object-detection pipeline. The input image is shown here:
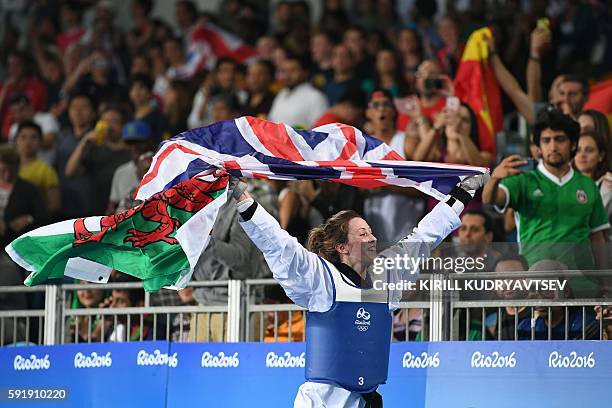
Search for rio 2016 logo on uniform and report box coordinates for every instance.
[355,307,371,332]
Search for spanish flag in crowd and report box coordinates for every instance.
[584,78,612,124]
[454,27,503,157]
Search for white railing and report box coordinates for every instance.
[1,269,611,345]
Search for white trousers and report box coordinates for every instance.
[294,381,366,408]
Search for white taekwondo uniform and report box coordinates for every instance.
[239,201,461,407]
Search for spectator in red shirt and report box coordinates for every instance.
[312,88,366,128]
[0,51,48,142]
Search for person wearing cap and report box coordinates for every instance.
[107,120,158,214]
[7,93,60,165]
[65,106,130,215]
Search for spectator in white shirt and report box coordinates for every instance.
[268,53,328,128]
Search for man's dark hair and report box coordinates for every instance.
[493,253,529,271]
[254,59,276,79]
[111,273,145,306]
[68,92,97,111]
[131,73,154,92]
[344,25,366,37]
[177,0,198,21]
[462,208,493,233]
[215,56,238,71]
[212,92,242,113]
[338,88,366,110]
[134,0,154,16]
[313,30,339,45]
[285,52,311,71]
[532,108,580,151]
[165,36,184,49]
[0,146,20,179]
[100,104,128,124]
[562,74,589,100]
[16,120,43,140]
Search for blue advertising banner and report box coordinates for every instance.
[0,341,611,407]
[0,341,169,407]
[167,342,305,406]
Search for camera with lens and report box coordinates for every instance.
[424,76,444,91]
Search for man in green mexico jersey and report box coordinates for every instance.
[483,109,609,296]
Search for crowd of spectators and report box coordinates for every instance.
[1,0,612,344]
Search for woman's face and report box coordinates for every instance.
[575,135,603,176]
[77,288,104,308]
[337,217,377,264]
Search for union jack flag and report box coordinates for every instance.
[135,116,488,202]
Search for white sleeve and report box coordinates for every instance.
[239,204,334,312]
[376,201,461,309]
[37,113,59,134]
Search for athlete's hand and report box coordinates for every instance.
[459,171,491,192]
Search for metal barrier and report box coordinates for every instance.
[59,281,236,344]
[448,270,612,341]
[0,285,45,346]
[1,269,611,345]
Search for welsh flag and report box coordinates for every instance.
[5,116,487,292]
[454,27,503,157]
[6,173,228,292]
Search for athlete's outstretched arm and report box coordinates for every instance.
[377,173,490,306]
[234,186,334,312]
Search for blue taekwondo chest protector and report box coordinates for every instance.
[305,257,392,393]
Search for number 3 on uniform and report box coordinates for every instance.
[358,377,364,386]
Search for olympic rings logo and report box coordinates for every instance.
[356,308,371,320]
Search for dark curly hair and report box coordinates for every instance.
[533,108,580,157]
